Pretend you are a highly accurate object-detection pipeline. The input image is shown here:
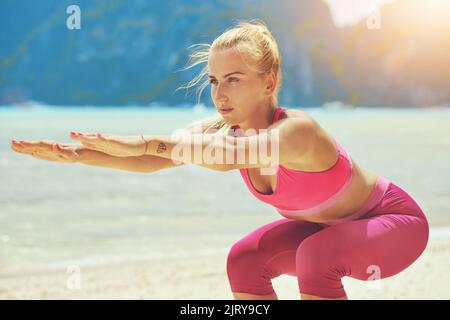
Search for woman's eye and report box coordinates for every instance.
[209,78,239,85]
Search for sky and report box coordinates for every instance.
[323,0,396,27]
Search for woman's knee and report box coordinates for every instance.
[295,236,347,298]
[226,241,276,295]
[226,240,260,278]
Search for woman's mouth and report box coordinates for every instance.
[219,107,234,114]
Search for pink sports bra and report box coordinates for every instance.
[232,107,353,219]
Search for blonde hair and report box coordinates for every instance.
[176,18,283,135]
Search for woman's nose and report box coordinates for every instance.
[213,84,228,101]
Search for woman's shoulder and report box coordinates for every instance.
[276,108,320,134]
[280,107,315,122]
[278,107,340,171]
[280,107,334,141]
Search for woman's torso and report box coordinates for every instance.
[240,108,379,223]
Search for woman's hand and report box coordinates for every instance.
[10,139,81,163]
[69,132,147,157]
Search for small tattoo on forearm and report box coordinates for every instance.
[156,142,167,153]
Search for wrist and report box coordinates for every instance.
[141,135,152,156]
[74,146,89,163]
[143,136,167,156]
[75,146,104,163]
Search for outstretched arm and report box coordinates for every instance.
[10,122,211,173]
[10,140,183,173]
[77,147,184,173]
[70,117,317,172]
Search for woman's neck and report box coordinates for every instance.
[237,105,277,136]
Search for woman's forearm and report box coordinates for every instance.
[143,134,236,171]
[76,147,183,173]
[142,132,280,172]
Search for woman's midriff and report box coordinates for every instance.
[287,161,379,223]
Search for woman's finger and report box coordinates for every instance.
[11,140,25,152]
[69,132,89,140]
[71,133,106,147]
[13,140,47,154]
[57,144,74,150]
[70,132,98,138]
[96,133,106,140]
[70,134,97,143]
[75,132,96,137]
[53,144,69,159]
[69,132,82,140]
[80,141,98,149]
[18,140,45,145]
[12,141,34,154]
[16,140,32,146]
[54,144,66,153]
[52,143,80,161]
[11,140,23,147]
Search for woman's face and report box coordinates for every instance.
[208,48,272,125]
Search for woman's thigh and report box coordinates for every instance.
[227,218,326,278]
[297,181,430,282]
[300,213,428,282]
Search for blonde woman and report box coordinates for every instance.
[11,19,429,300]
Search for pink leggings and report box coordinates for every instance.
[226,176,429,298]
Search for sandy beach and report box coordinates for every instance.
[0,234,448,300]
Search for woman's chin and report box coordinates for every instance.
[227,119,239,127]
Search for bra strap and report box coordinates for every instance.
[272,106,285,123]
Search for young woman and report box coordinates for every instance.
[11,19,429,300]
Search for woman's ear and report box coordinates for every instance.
[264,72,276,95]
